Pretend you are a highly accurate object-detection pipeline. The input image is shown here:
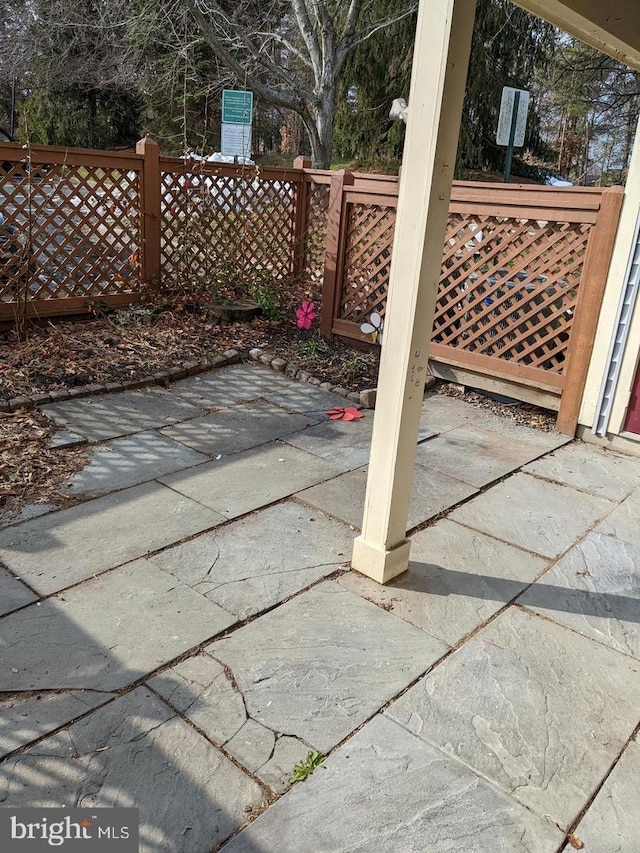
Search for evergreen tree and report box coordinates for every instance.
[333,0,415,171]
[533,39,640,183]
[334,0,556,175]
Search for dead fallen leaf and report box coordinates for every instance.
[568,834,584,849]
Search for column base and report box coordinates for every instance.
[351,536,411,584]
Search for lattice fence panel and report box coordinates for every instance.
[433,214,590,373]
[160,168,296,295]
[339,202,396,323]
[302,181,330,284]
[336,201,591,376]
[0,161,142,304]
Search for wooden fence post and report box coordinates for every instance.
[136,136,161,293]
[556,185,624,435]
[292,156,312,279]
[320,169,354,335]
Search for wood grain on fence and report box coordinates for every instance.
[0,138,623,435]
[320,177,623,434]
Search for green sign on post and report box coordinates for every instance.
[222,90,254,125]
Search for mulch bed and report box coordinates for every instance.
[0,312,380,402]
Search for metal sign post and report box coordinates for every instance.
[496,86,530,183]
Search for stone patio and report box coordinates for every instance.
[1,361,639,852]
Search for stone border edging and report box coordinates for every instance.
[0,344,383,414]
[247,347,375,408]
[0,350,242,413]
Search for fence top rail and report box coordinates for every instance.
[450,181,622,210]
[159,157,305,182]
[452,179,618,194]
[0,141,144,169]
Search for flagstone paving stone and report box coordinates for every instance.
[160,400,318,456]
[160,442,345,519]
[523,442,640,501]
[297,466,477,530]
[145,502,351,619]
[420,395,569,453]
[564,738,640,853]
[0,561,235,692]
[0,503,58,531]
[0,688,266,853]
[148,652,311,792]
[41,388,203,442]
[450,473,615,557]
[282,415,435,471]
[253,735,311,794]
[0,564,38,615]
[414,425,553,488]
[61,431,208,494]
[340,519,548,646]
[518,531,640,659]
[148,653,246,745]
[280,416,374,470]
[48,430,87,449]
[596,487,640,548]
[0,690,112,759]
[420,395,483,433]
[2,364,639,850]
[0,482,224,595]
[386,607,640,829]
[262,384,355,416]
[207,581,448,754]
[169,363,293,408]
[220,714,564,853]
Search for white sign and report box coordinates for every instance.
[221,122,252,159]
[496,87,530,147]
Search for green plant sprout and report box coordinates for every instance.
[288,751,325,784]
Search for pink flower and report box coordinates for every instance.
[295,300,317,330]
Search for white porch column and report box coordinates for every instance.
[351,0,477,583]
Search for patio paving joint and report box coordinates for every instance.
[561,718,640,846]
[144,681,277,803]
[513,601,640,663]
[404,454,558,538]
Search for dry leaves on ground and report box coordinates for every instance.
[0,408,87,518]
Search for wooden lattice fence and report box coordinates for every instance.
[319,174,623,430]
[0,138,624,430]
[0,141,317,322]
[159,157,299,295]
[0,142,144,320]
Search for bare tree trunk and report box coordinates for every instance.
[183,0,417,169]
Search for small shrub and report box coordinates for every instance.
[249,277,287,320]
[339,355,364,384]
[115,306,155,327]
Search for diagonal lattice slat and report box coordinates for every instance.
[339,202,396,323]
[338,207,592,376]
[302,182,330,284]
[0,161,142,304]
[160,168,297,296]
[432,214,588,372]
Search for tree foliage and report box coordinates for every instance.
[0,0,637,185]
[332,0,556,176]
[3,0,144,147]
[183,0,418,167]
[533,39,640,182]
